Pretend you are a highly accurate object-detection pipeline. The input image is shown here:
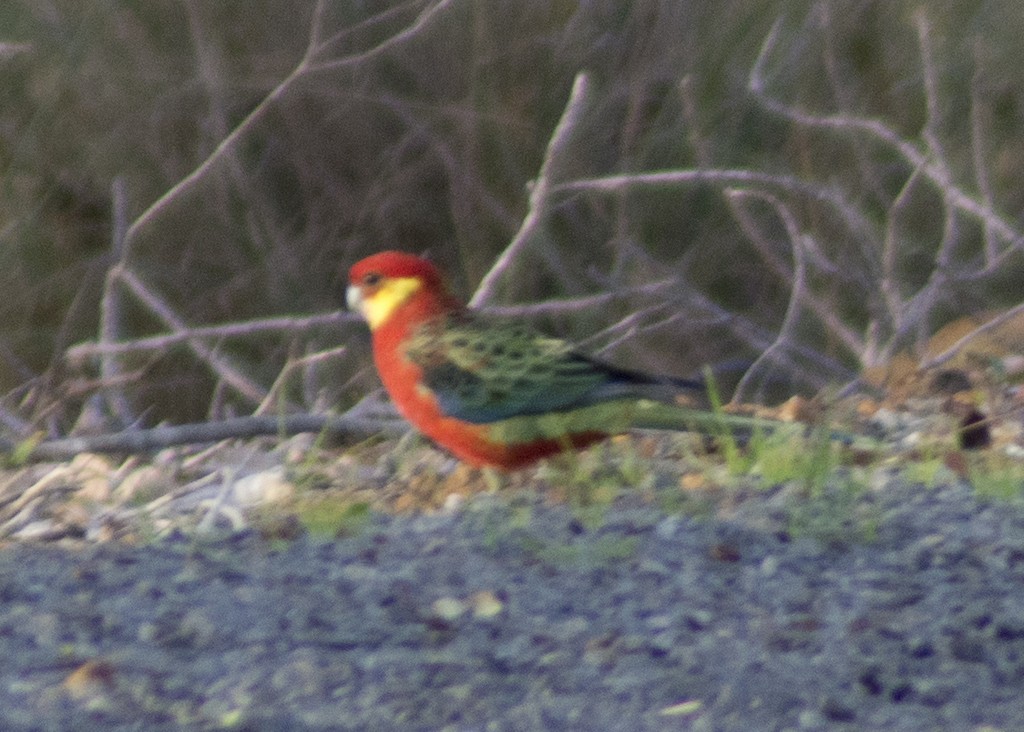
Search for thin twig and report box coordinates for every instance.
[880,168,922,327]
[918,303,1024,371]
[726,188,863,355]
[731,191,809,402]
[307,0,458,74]
[914,11,948,168]
[481,279,677,319]
[673,285,855,388]
[66,311,352,362]
[305,0,330,57]
[888,204,961,356]
[746,9,1024,375]
[115,269,267,405]
[470,72,591,308]
[255,346,348,416]
[554,168,877,247]
[117,0,366,256]
[21,412,408,463]
[99,177,134,426]
[968,39,999,265]
[749,17,1024,255]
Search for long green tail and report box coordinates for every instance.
[484,398,856,447]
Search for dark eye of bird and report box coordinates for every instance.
[362,272,383,287]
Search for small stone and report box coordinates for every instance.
[113,466,165,504]
[231,468,293,505]
[70,454,115,502]
[798,709,826,728]
[431,597,466,621]
[469,590,503,618]
[64,659,116,700]
[658,700,702,716]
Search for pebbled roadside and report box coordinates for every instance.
[1,473,1023,731]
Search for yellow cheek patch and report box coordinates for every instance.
[359,277,423,330]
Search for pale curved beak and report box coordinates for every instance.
[345,285,363,315]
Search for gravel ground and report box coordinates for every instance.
[1,471,1023,731]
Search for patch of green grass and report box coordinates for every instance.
[703,367,750,475]
[286,429,337,494]
[902,456,951,489]
[968,454,1024,502]
[752,424,843,496]
[293,497,372,538]
[655,484,716,520]
[783,470,877,545]
[475,500,536,554]
[520,532,640,569]
[537,438,656,528]
[6,434,43,468]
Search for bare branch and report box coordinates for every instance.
[918,302,1024,371]
[120,2,448,256]
[255,345,348,416]
[470,72,591,308]
[66,311,353,363]
[305,0,330,58]
[748,15,1024,255]
[880,169,922,326]
[969,40,1000,265]
[914,10,948,166]
[115,269,267,405]
[306,0,458,73]
[19,411,408,464]
[727,190,863,356]
[731,191,809,401]
[554,168,878,246]
[481,279,678,320]
[99,177,134,426]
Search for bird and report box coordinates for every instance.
[346,250,769,469]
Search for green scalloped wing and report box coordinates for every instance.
[403,313,617,424]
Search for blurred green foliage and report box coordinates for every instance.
[1,0,1023,431]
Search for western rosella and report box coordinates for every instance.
[346,251,758,469]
